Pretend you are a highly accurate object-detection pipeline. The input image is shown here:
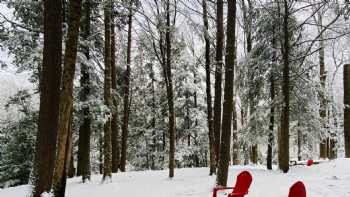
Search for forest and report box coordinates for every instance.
[0,0,350,197]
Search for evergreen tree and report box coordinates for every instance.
[0,91,36,188]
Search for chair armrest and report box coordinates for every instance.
[212,187,235,197]
[228,191,248,197]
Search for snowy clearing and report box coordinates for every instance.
[1,158,349,197]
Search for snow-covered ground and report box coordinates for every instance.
[1,159,349,197]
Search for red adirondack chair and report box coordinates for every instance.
[212,171,252,197]
[306,159,313,166]
[288,181,306,197]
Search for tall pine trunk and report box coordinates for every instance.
[319,13,328,159]
[297,126,302,161]
[67,110,75,179]
[232,20,239,166]
[32,0,62,196]
[77,0,92,182]
[52,0,82,196]
[216,0,236,186]
[243,0,257,164]
[120,5,133,172]
[165,0,176,178]
[202,0,215,175]
[150,65,157,170]
[267,74,274,169]
[111,8,120,173]
[213,0,224,165]
[344,64,350,158]
[250,145,258,164]
[267,27,276,170]
[232,25,240,165]
[232,108,239,165]
[278,0,290,173]
[103,0,113,181]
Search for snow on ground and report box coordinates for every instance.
[1,159,349,197]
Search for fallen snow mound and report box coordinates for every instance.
[1,158,349,197]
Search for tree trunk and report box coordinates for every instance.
[250,145,258,164]
[77,0,91,182]
[102,0,113,181]
[243,0,257,166]
[267,76,275,169]
[32,0,62,196]
[151,66,157,170]
[329,138,337,159]
[278,0,290,173]
[202,0,216,175]
[242,0,252,53]
[68,112,75,179]
[165,0,176,178]
[52,0,82,195]
[242,109,249,165]
[318,12,329,159]
[68,148,75,178]
[326,138,330,158]
[267,27,276,170]
[344,64,350,158]
[111,8,120,174]
[99,131,103,174]
[213,0,224,165]
[216,0,236,186]
[232,103,239,165]
[232,20,239,166]
[297,126,302,161]
[320,141,327,158]
[186,92,191,147]
[120,5,133,172]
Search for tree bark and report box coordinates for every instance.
[232,20,239,166]
[213,0,224,165]
[32,0,62,196]
[317,11,330,159]
[68,147,75,178]
[68,112,75,179]
[103,0,113,181]
[329,138,336,159]
[120,5,133,172]
[344,64,350,158]
[77,0,91,182]
[267,77,274,169]
[216,0,236,186]
[244,0,257,165]
[250,145,258,164]
[278,0,290,173]
[165,0,176,178]
[111,7,120,174]
[267,27,276,170]
[202,0,216,175]
[150,65,157,170]
[297,126,302,161]
[52,0,82,195]
[232,108,239,165]
[241,109,249,165]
